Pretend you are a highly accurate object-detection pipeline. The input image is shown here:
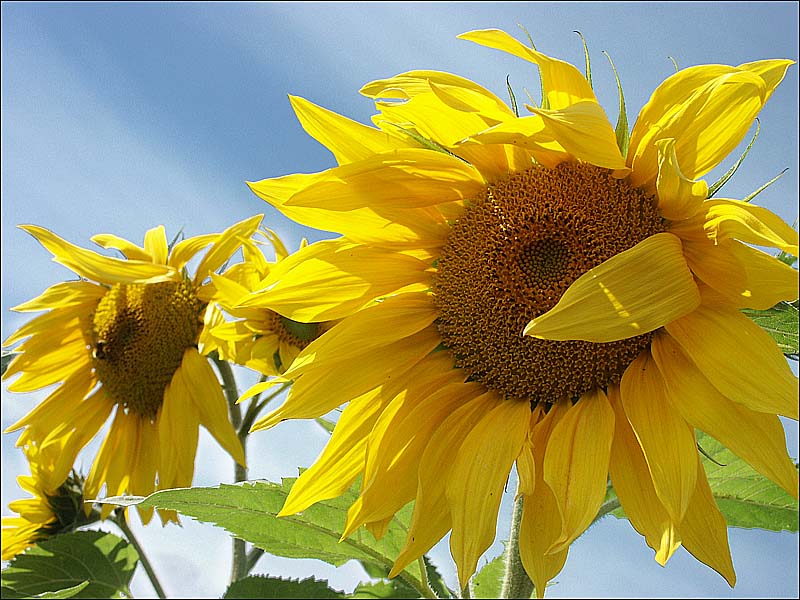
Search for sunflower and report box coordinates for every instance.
[2,448,91,560]
[240,28,798,594]
[202,228,331,376]
[3,215,262,523]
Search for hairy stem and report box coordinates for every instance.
[114,511,167,599]
[500,492,533,599]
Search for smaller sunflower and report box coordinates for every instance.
[203,228,331,376]
[3,215,262,523]
[2,448,92,560]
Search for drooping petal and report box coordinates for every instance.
[665,299,798,419]
[607,385,681,565]
[390,391,500,577]
[670,198,799,256]
[457,29,596,110]
[655,138,707,220]
[544,387,615,554]
[289,95,411,165]
[11,281,104,314]
[524,233,700,341]
[678,454,737,587]
[447,398,530,590]
[237,239,434,322]
[629,67,767,188]
[19,225,176,285]
[180,348,246,467]
[158,366,200,490]
[652,331,799,498]
[343,379,482,537]
[619,351,698,522]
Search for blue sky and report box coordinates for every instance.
[1,2,798,598]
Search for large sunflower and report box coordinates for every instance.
[240,29,798,594]
[3,215,262,523]
[203,228,330,376]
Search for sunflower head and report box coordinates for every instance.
[204,228,332,375]
[3,215,263,522]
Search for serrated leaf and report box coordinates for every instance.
[224,575,343,599]
[696,432,799,532]
[101,479,428,595]
[0,582,89,599]
[423,555,452,599]
[742,300,799,357]
[350,580,418,599]
[471,550,505,599]
[0,531,137,599]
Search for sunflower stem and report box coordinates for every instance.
[211,354,249,583]
[114,510,167,599]
[501,492,534,599]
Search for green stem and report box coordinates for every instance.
[500,493,533,599]
[416,556,438,599]
[114,511,167,599]
[239,381,291,435]
[211,355,248,583]
[245,547,265,574]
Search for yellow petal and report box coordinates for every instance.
[619,351,698,522]
[465,116,572,169]
[525,233,700,342]
[281,148,485,211]
[544,387,615,554]
[530,101,628,170]
[655,138,708,220]
[143,225,169,264]
[20,225,176,285]
[447,398,530,590]
[158,367,200,489]
[607,385,681,565]
[289,95,410,165]
[180,348,245,467]
[5,369,95,434]
[390,391,500,578]
[168,233,218,271]
[652,331,799,498]
[665,300,798,419]
[737,59,794,103]
[194,215,263,285]
[344,379,482,536]
[681,238,798,310]
[251,326,440,430]
[517,399,570,598]
[90,232,151,262]
[248,173,449,246]
[678,455,736,587]
[671,198,799,255]
[238,239,433,322]
[629,67,767,187]
[280,387,386,516]
[10,280,104,313]
[457,29,595,110]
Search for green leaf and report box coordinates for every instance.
[471,549,505,599]
[3,582,91,599]
[423,555,453,599]
[0,531,137,599]
[101,479,429,595]
[696,432,799,532]
[1,351,18,377]
[350,580,418,599]
[603,51,629,158]
[224,575,343,599]
[742,300,799,357]
[708,119,760,198]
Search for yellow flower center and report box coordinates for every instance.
[92,280,205,419]
[434,162,667,403]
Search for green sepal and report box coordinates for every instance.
[708,119,760,198]
[603,51,630,158]
[741,168,788,203]
[574,31,592,88]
